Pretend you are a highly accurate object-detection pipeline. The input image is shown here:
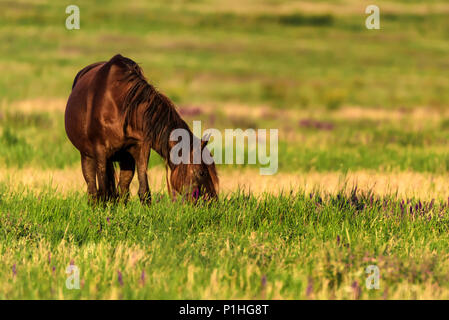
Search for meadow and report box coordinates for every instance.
[1,0,449,299]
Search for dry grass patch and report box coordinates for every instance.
[184,0,449,16]
[1,167,449,200]
[3,98,67,114]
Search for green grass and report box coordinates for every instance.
[0,0,447,174]
[1,185,449,299]
[1,0,449,300]
[0,1,448,109]
[3,108,449,174]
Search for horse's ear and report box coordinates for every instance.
[201,133,211,150]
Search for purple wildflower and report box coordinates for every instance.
[306,278,314,298]
[179,106,202,117]
[261,275,267,288]
[117,270,123,286]
[383,287,388,300]
[208,114,216,125]
[351,281,361,300]
[299,119,334,131]
[193,188,199,200]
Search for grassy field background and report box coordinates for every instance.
[1,0,449,299]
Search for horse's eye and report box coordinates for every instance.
[199,171,205,177]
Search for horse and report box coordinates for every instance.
[65,54,219,204]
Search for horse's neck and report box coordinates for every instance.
[144,108,192,169]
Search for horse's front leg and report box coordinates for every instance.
[132,145,151,205]
[106,159,118,201]
[118,152,135,203]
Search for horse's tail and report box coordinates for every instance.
[71,61,105,89]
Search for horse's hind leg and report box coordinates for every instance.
[81,154,97,203]
[95,153,110,203]
[96,154,117,202]
[118,152,135,203]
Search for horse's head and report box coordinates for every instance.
[169,134,219,202]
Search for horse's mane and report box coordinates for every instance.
[107,55,219,195]
[110,55,191,160]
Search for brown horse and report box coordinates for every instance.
[65,54,218,204]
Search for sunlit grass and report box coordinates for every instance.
[1,0,449,300]
[1,185,449,299]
